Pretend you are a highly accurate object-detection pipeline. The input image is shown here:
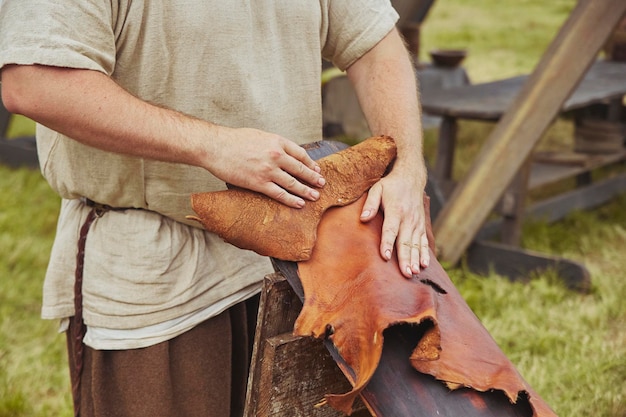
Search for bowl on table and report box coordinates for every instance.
[429,49,467,68]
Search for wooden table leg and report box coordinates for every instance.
[498,157,531,247]
[434,115,458,194]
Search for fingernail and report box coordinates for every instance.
[311,190,320,199]
[384,249,391,260]
[361,210,371,219]
[318,177,326,186]
[406,266,413,276]
[296,199,305,208]
[412,263,420,273]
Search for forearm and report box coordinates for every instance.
[0,64,324,207]
[1,64,212,169]
[347,28,430,275]
[346,28,426,186]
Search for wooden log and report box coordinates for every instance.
[256,333,356,417]
[244,274,369,417]
[433,0,626,264]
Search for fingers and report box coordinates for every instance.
[263,169,319,208]
[360,183,382,222]
[282,140,324,179]
[279,141,326,193]
[362,181,430,277]
[395,229,430,278]
[419,232,430,268]
[261,142,325,208]
[380,213,401,264]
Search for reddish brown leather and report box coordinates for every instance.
[188,136,396,261]
[188,138,555,417]
[294,195,556,417]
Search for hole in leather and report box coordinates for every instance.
[419,278,447,295]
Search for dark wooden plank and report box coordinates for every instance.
[422,76,525,120]
[476,173,626,264]
[433,116,457,183]
[528,150,626,189]
[466,240,591,293]
[303,139,349,160]
[526,172,626,225]
[563,60,626,110]
[363,324,532,417]
[498,159,531,246]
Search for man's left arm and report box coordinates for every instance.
[346,27,429,278]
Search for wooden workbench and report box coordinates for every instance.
[422,61,626,192]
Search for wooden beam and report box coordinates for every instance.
[433,0,626,264]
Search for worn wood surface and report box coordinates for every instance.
[244,273,370,417]
[244,274,304,417]
[257,332,369,417]
[432,0,626,264]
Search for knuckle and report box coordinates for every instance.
[286,176,298,189]
[268,149,283,162]
[273,188,287,201]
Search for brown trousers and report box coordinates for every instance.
[66,296,259,417]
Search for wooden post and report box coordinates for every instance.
[433,0,626,264]
[0,96,11,137]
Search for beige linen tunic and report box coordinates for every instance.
[0,1,398,338]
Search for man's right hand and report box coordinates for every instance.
[202,127,326,208]
[1,64,324,208]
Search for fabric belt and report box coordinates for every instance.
[71,199,136,417]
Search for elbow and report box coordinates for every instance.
[1,65,37,116]
[1,84,22,115]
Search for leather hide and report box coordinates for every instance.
[188,137,556,417]
[188,136,396,261]
[294,195,556,417]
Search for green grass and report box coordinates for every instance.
[1,0,625,416]
[5,115,35,139]
[0,167,70,417]
[420,0,577,82]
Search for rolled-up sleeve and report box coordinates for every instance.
[321,0,399,70]
[0,0,116,74]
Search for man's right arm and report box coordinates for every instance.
[1,64,325,207]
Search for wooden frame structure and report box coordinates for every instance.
[432,0,626,268]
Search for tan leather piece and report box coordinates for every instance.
[294,195,556,417]
[187,136,396,261]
